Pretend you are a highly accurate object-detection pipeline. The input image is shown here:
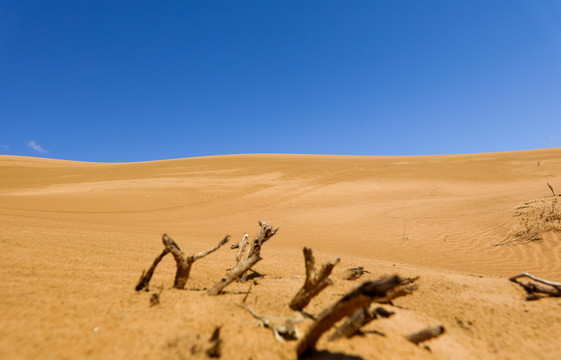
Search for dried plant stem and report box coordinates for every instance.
[547,182,557,196]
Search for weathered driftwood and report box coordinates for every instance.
[135,233,230,291]
[328,306,394,341]
[206,326,222,358]
[235,303,303,343]
[206,221,278,295]
[547,182,557,197]
[509,272,561,297]
[289,247,340,311]
[405,325,445,344]
[296,275,418,358]
[235,233,249,263]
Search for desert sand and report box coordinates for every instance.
[1,148,561,359]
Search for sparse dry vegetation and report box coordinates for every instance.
[495,197,561,246]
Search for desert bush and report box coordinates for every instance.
[496,198,561,246]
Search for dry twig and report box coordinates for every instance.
[206,221,278,295]
[547,182,557,196]
[289,247,340,311]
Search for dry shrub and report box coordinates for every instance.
[496,198,561,246]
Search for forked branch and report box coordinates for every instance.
[289,247,340,311]
[296,275,418,358]
[135,233,230,291]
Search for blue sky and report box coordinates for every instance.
[1,1,560,162]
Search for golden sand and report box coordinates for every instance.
[1,149,560,359]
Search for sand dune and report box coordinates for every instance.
[1,149,561,359]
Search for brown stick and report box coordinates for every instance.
[135,248,170,291]
[328,307,373,341]
[547,182,557,196]
[289,247,340,311]
[328,306,394,341]
[207,221,278,295]
[296,275,418,358]
[405,325,445,344]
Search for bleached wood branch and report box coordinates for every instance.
[509,272,561,297]
[207,221,278,295]
[236,233,249,265]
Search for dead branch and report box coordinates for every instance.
[135,248,170,291]
[207,221,278,295]
[289,247,340,311]
[509,272,561,297]
[296,275,418,358]
[167,234,230,289]
[343,267,370,281]
[547,182,557,196]
[235,303,303,343]
[328,306,394,341]
[206,326,222,358]
[405,325,445,344]
[135,233,230,291]
[328,307,372,341]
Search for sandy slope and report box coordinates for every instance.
[1,149,561,359]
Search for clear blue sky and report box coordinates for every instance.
[1,1,560,162]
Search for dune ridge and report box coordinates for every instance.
[1,148,560,359]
